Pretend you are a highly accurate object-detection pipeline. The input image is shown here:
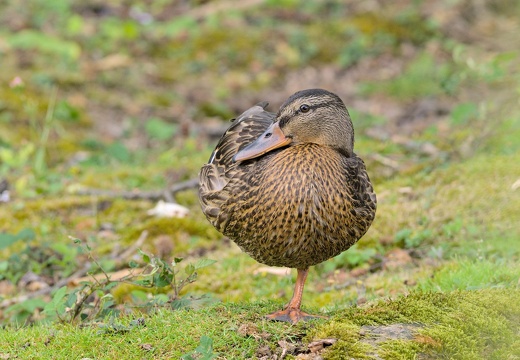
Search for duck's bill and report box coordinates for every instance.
[233,122,291,162]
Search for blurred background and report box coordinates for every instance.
[0,0,519,326]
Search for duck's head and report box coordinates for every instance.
[234,89,354,162]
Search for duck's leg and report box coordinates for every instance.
[265,268,324,324]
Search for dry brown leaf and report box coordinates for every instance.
[308,338,337,353]
[384,248,413,270]
[139,343,154,351]
[512,178,520,191]
[94,54,131,71]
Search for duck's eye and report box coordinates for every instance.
[299,104,310,113]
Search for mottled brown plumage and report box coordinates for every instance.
[199,89,376,323]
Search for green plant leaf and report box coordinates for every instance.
[163,16,197,37]
[139,249,151,263]
[185,263,195,276]
[145,118,178,141]
[71,237,82,244]
[0,261,8,273]
[193,259,217,270]
[106,142,131,163]
[16,228,36,241]
[52,286,69,301]
[0,233,18,250]
[450,102,478,125]
[103,282,119,291]
[172,295,218,310]
[153,272,172,287]
[43,286,68,316]
[132,279,152,287]
[181,335,217,360]
[395,228,413,243]
[0,228,35,250]
[65,292,77,308]
[8,30,81,60]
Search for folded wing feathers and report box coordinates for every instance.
[199,102,275,226]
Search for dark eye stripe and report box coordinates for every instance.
[301,100,336,112]
[278,99,339,127]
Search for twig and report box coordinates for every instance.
[0,262,92,309]
[114,230,148,264]
[369,153,400,170]
[168,178,199,194]
[187,0,266,20]
[0,231,150,309]
[71,267,146,286]
[75,178,199,201]
[324,261,384,292]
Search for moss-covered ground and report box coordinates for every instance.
[1,1,519,359]
[0,289,518,359]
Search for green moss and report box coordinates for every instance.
[174,190,200,208]
[13,196,95,217]
[313,289,520,359]
[122,216,220,253]
[378,340,425,360]
[309,321,373,359]
[351,12,436,45]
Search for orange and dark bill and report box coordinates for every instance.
[233,122,291,162]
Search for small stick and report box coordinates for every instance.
[75,178,199,201]
[114,230,148,264]
[0,231,150,309]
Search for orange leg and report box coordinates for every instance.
[265,268,326,324]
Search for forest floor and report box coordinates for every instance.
[0,1,519,359]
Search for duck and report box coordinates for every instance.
[198,89,377,323]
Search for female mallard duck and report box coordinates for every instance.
[199,89,377,323]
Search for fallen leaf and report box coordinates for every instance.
[139,343,154,351]
[255,345,272,358]
[512,178,520,191]
[237,323,259,338]
[147,201,189,218]
[384,248,412,270]
[0,281,15,296]
[93,54,131,71]
[308,338,337,353]
[278,340,297,353]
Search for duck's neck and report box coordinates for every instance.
[324,117,354,157]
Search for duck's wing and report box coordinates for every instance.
[199,102,275,225]
[344,154,377,238]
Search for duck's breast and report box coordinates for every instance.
[221,143,376,268]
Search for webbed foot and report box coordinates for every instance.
[265,307,326,324]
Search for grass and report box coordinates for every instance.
[418,258,520,291]
[360,51,457,99]
[1,289,518,359]
[1,0,519,358]
[0,302,299,359]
